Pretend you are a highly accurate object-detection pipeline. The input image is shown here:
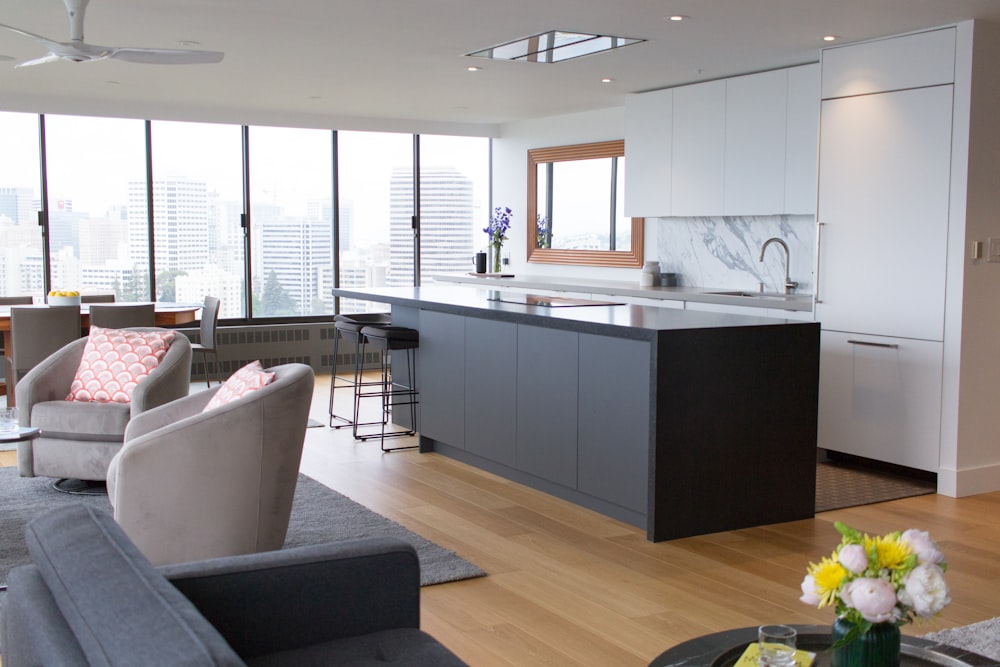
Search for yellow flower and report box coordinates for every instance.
[865,533,912,572]
[808,551,848,607]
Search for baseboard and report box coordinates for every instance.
[937,461,1000,497]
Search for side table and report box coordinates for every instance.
[0,425,40,448]
[648,624,999,667]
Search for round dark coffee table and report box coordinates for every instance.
[648,624,999,667]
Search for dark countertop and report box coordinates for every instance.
[332,285,814,340]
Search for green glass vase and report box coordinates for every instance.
[831,618,901,667]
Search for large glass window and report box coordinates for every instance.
[337,131,414,313]
[150,121,245,317]
[0,112,43,299]
[248,126,333,318]
[1,111,491,319]
[44,115,149,299]
[418,135,489,283]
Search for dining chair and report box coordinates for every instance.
[88,303,156,329]
[9,305,83,396]
[190,295,221,387]
[1,295,35,397]
[80,294,116,303]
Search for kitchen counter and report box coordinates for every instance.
[334,285,793,340]
[333,286,819,542]
[428,273,814,312]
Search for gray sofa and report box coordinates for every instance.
[0,504,468,666]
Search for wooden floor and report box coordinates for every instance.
[307,375,1000,666]
[4,375,1000,666]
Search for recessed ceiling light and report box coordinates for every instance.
[601,77,614,83]
[823,35,838,42]
[467,66,481,72]
[467,30,644,64]
[668,15,687,21]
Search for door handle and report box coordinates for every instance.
[814,222,825,304]
[846,339,899,349]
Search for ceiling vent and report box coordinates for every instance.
[467,30,644,63]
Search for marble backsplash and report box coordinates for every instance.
[654,215,815,294]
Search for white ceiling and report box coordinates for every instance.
[1,0,999,135]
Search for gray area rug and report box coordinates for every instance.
[921,617,1000,661]
[0,467,485,588]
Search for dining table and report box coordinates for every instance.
[0,302,202,405]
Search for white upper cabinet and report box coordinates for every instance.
[821,27,956,99]
[624,64,819,218]
[671,79,727,216]
[724,69,788,215]
[784,64,820,214]
[624,88,672,218]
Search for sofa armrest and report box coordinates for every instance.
[14,338,87,422]
[130,332,193,416]
[160,537,421,660]
[123,387,216,442]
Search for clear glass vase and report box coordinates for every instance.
[831,618,901,667]
[490,245,502,273]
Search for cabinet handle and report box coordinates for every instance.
[847,339,900,349]
[814,222,826,304]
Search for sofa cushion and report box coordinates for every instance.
[30,398,131,441]
[244,629,469,667]
[203,360,275,412]
[67,326,176,403]
[24,504,244,667]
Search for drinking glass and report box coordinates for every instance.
[758,624,796,666]
[0,407,18,433]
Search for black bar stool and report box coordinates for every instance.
[328,313,390,428]
[355,325,419,451]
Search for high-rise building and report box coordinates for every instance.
[0,187,34,225]
[387,166,475,285]
[128,178,211,273]
[257,217,333,317]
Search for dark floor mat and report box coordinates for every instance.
[816,461,936,512]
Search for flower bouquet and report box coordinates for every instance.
[483,206,512,273]
[800,522,950,664]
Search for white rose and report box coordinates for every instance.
[898,563,950,617]
[799,574,821,606]
[841,577,898,623]
[901,529,945,565]
[838,544,869,574]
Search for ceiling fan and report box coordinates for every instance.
[0,0,223,67]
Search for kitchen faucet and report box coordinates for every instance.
[759,237,798,294]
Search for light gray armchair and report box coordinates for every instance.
[107,363,315,566]
[15,328,192,482]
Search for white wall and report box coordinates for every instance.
[940,20,1000,495]
[492,107,644,282]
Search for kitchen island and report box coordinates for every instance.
[333,285,819,542]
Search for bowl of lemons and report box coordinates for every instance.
[47,290,81,306]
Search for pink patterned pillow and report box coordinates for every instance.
[66,327,177,403]
[202,360,275,412]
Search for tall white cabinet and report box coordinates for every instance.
[815,27,954,473]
